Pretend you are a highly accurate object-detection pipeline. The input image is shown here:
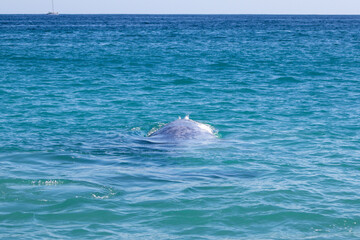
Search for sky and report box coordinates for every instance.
[0,0,359,14]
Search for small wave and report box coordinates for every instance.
[31,179,63,186]
[274,76,300,83]
[172,78,195,85]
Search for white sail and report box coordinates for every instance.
[47,0,59,15]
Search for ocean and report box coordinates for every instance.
[1,14,360,239]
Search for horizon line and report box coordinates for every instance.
[1,13,360,15]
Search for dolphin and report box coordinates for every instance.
[148,116,216,142]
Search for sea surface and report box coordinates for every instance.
[1,14,360,239]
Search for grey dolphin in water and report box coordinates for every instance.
[148,116,216,142]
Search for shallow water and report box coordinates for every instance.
[1,14,360,239]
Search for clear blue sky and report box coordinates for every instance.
[1,0,359,14]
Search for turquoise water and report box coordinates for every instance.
[1,15,360,239]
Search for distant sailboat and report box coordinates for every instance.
[47,0,59,15]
